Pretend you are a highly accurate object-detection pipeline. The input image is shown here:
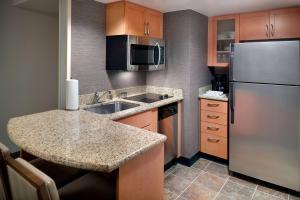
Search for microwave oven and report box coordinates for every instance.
[106,35,165,71]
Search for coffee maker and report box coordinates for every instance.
[211,74,228,93]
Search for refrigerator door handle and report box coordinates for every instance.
[229,82,235,124]
[229,43,234,81]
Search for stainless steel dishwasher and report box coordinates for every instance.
[158,103,178,165]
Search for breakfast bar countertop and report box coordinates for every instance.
[7,109,166,172]
[7,86,184,173]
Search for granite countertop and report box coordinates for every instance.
[7,86,183,172]
[198,85,228,102]
[82,95,183,121]
[7,110,166,172]
[199,94,228,102]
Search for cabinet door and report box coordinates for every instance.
[145,10,163,39]
[207,15,239,67]
[117,109,158,132]
[270,7,300,39]
[106,1,126,36]
[240,11,270,41]
[125,2,146,37]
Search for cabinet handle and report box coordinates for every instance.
[271,24,274,36]
[144,22,147,35]
[265,24,269,37]
[147,22,150,35]
[207,115,220,119]
[207,103,219,107]
[207,138,220,143]
[207,126,219,131]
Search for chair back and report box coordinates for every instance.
[5,155,60,200]
[0,142,11,200]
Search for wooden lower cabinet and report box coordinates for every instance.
[201,133,227,159]
[199,99,228,159]
[117,143,164,200]
[117,109,158,132]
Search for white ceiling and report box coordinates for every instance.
[95,0,300,16]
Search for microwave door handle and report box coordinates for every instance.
[155,42,161,69]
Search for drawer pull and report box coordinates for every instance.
[207,103,219,107]
[207,126,219,131]
[207,138,220,143]
[207,115,220,119]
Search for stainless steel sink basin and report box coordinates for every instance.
[84,101,140,114]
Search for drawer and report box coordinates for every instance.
[201,110,227,125]
[201,133,227,159]
[201,99,228,113]
[117,109,158,131]
[201,122,227,138]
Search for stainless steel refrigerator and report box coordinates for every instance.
[229,41,300,191]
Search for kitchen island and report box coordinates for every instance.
[7,109,167,200]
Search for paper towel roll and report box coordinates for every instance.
[66,79,79,110]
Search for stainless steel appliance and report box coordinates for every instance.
[158,103,178,165]
[124,93,172,103]
[229,41,300,191]
[106,35,165,71]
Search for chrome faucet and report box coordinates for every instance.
[93,90,113,104]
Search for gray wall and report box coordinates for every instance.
[147,10,211,158]
[0,0,59,152]
[71,1,211,158]
[71,0,146,95]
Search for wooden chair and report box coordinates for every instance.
[5,155,116,200]
[0,142,11,200]
[0,142,86,188]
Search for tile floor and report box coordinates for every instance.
[164,158,300,200]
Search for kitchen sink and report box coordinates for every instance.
[84,101,140,114]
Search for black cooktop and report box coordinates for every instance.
[124,93,172,103]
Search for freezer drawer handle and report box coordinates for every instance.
[207,115,220,119]
[207,126,219,131]
[207,103,219,107]
[207,138,220,143]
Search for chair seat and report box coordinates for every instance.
[58,172,116,200]
[30,159,86,188]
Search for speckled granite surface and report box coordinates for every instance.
[7,110,166,172]
[198,85,228,102]
[7,86,183,172]
[80,85,183,106]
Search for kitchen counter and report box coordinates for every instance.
[198,85,228,101]
[7,86,183,172]
[82,95,183,121]
[7,109,166,172]
[199,94,228,102]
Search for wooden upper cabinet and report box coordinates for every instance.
[145,10,163,38]
[269,7,300,39]
[240,11,270,41]
[125,2,146,36]
[207,14,239,67]
[239,7,300,41]
[106,1,163,39]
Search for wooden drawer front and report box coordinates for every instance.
[201,110,227,125]
[117,109,158,131]
[201,99,227,113]
[201,122,227,138]
[201,133,227,159]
